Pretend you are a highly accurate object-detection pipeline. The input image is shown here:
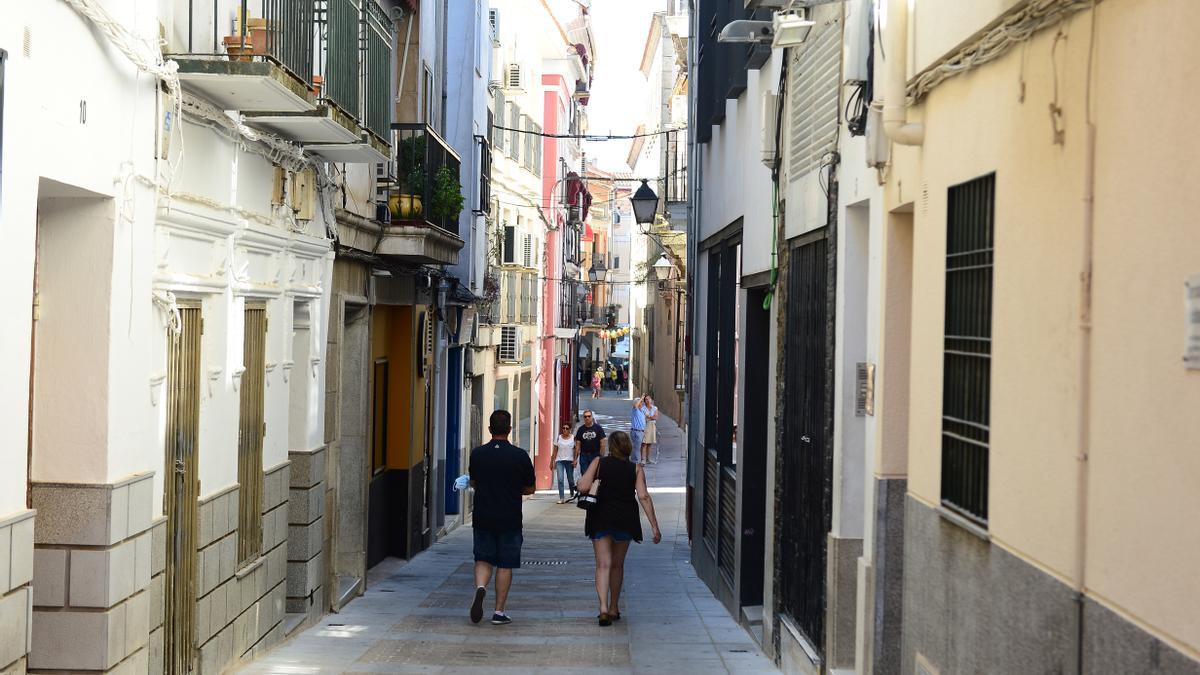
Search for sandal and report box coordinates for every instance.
[598,613,612,627]
[610,611,622,621]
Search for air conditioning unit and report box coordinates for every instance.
[498,325,521,362]
[488,8,501,45]
[505,63,525,91]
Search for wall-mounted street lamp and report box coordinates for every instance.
[651,255,676,281]
[630,179,659,226]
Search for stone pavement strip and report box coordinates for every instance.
[235,392,778,674]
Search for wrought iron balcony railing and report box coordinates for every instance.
[322,0,391,139]
[387,123,464,236]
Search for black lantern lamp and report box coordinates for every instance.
[630,179,659,225]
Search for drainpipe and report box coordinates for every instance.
[883,0,924,145]
[1072,117,1095,675]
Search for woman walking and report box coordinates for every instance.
[591,369,602,399]
[577,431,661,626]
[553,424,577,504]
[640,396,659,465]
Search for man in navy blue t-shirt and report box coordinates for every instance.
[468,410,535,625]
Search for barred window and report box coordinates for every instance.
[940,174,995,524]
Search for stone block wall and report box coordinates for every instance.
[0,509,35,674]
[286,447,326,623]
[29,474,154,673]
[195,461,290,674]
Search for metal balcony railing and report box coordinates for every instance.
[362,0,392,139]
[389,123,464,236]
[175,0,315,87]
[323,0,360,119]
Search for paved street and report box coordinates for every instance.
[236,391,777,674]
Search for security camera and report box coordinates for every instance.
[718,20,774,44]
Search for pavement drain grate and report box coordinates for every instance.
[358,639,631,667]
[523,560,570,566]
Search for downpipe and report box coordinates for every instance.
[1073,118,1096,675]
[883,0,924,146]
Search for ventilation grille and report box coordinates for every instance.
[788,8,842,180]
[506,63,524,90]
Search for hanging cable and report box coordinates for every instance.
[763,50,790,311]
[491,125,687,141]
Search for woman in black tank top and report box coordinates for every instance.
[576,431,662,626]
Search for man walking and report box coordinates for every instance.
[468,410,535,625]
[574,410,606,476]
[630,396,647,464]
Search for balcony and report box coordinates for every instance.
[169,1,391,162]
[243,0,392,162]
[376,123,465,265]
[169,0,318,112]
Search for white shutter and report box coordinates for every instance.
[787,7,842,181]
[522,234,533,268]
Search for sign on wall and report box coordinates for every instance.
[1187,275,1200,370]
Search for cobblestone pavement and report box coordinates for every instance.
[236,391,777,674]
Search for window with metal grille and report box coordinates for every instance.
[238,306,267,565]
[940,174,995,524]
[475,132,491,214]
[499,325,520,361]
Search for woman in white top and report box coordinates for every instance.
[640,397,659,465]
[553,423,578,503]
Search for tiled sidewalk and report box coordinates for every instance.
[236,395,776,674]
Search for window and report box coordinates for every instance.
[499,326,520,361]
[613,256,620,270]
[372,360,388,473]
[501,223,516,264]
[522,233,533,268]
[940,174,995,524]
[237,305,267,565]
[493,91,506,151]
[508,105,520,160]
[423,64,436,130]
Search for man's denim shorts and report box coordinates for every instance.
[473,528,523,568]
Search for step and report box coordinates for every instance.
[282,613,306,636]
[741,604,764,625]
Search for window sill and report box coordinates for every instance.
[236,555,265,579]
[937,503,990,542]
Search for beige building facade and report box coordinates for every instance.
[880,0,1200,671]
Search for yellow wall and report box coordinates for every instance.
[371,305,421,471]
[888,0,1199,656]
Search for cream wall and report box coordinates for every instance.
[909,0,1024,73]
[1085,0,1200,657]
[890,0,1200,658]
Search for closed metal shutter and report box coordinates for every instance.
[788,7,842,181]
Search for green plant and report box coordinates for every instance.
[430,165,464,219]
[398,135,426,194]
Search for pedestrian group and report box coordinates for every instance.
[466,395,664,627]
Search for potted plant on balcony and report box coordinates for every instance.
[389,135,426,219]
[224,18,270,61]
[430,165,465,221]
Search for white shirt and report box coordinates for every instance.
[555,436,575,461]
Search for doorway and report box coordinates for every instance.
[778,228,834,652]
[740,288,770,609]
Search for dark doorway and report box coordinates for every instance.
[740,288,770,608]
[444,346,462,515]
[778,228,834,651]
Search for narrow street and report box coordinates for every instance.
[236,391,777,674]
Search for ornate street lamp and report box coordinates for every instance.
[630,179,659,225]
[651,255,675,281]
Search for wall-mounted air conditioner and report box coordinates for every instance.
[505,63,525,92]
[498,325,522,362]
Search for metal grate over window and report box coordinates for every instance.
[238,306,267,565]
[940,174,995,524]
[499,325,520,362]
